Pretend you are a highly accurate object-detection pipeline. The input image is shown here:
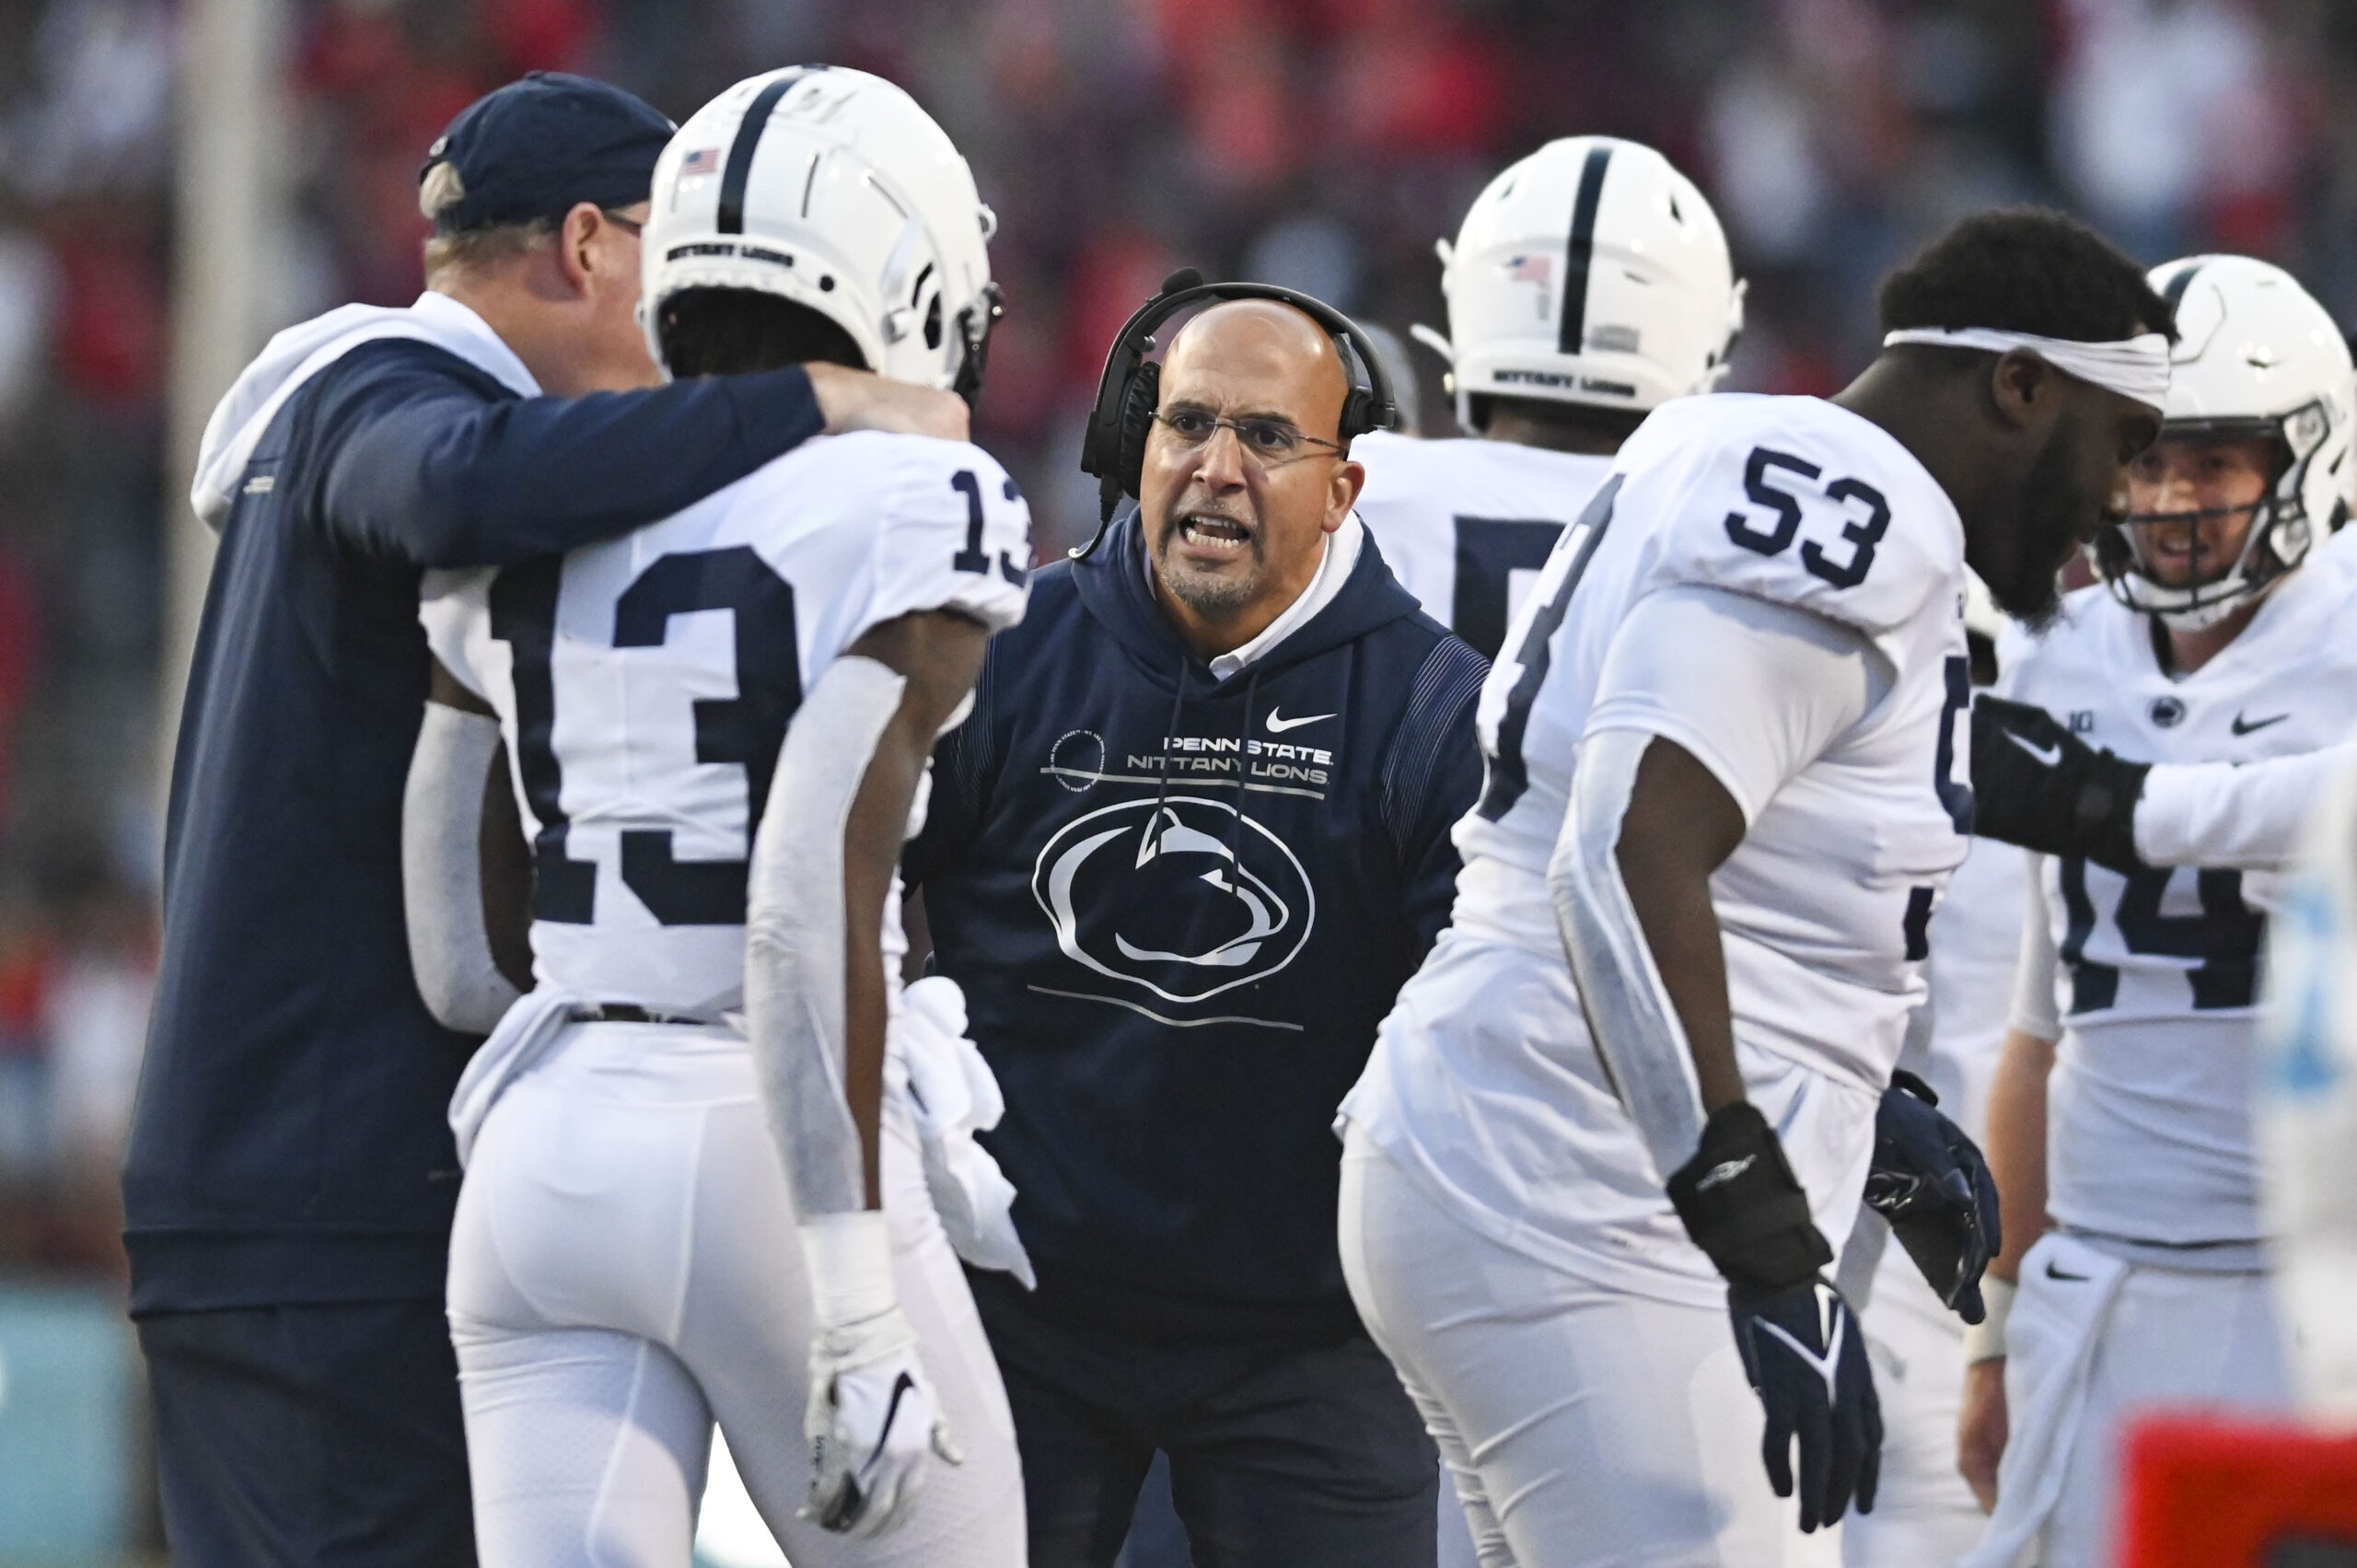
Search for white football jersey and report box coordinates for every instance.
[1341,393,1970,1301]
[1349,428,1615,658]
[2005,551,2357,1246]
[1917,840,2030,1145]
[421,431,1031,1017]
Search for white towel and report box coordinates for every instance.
[897,976,1035,1287]
[447,988,581,1168]
[1959,1233,2131,1568]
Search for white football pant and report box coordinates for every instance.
[1841,1245,1983,1568]
[1338,1126,1843,1568]
[1969,1234,2287,1568]
[446,1019,1026,1568]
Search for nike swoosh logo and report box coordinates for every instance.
[2045,1260,2091,1282]
[1265,708,1335,734]
[1754,1299,1848,1402]
[2232,712,2290,736]
[2006,731,2064,768]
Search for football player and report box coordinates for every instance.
[1353,136,1745,658]
[401,68,1033,1567]
[1336,208,2170,1567]
[1956,255,2357,1568]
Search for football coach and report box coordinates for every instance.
[125,73,962,1567]
[905,273,1487,1568]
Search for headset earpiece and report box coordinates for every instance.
[1116,360,1161,500]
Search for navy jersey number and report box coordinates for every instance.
[1476,476,1622,821]
[1452,516,1566,660]
[952,470,1031,587]
[1724,447,1893,589]
[2058,858,2261,1015]
[493,547,802,927]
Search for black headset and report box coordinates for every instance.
[1072,267,1398,559]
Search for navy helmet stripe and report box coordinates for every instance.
[1558,144,1615,356]
[2162,259,2206,311]
[716,75,801,236]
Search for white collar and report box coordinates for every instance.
[1195,512,1364,680]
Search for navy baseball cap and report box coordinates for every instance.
[420,72,676,235]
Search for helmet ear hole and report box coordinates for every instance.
[1117,361,1161,499]
[923,293,943,351]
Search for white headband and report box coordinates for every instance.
[1882,326,2171,412]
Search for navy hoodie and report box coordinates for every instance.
[127,340,824,1314]
[908,514,1486,1339]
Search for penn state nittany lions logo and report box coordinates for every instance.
[1033,795,1315,1004]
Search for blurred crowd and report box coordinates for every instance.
[0,0,2353,1277]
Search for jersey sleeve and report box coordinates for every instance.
[1583,583,1887,824]
[1633,406,1960,639]
[2010,853,2063,1041]
[2137,743,2354,872]
[857,438,1034,642]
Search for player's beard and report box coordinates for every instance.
[1990,429,2088,632]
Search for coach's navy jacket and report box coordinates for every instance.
[909,513,1486,1339]
[125,337,823,1315]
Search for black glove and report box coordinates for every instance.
[1669,1102,1878,1530]
[1864,1070,2003,1323]
[1969,695,2150,873]
[1730,1279,1882,1531]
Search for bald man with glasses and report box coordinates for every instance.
[902,294,1486,1567]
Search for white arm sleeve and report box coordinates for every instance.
[401,702,523,1035]
[2008,853,2062,1042]
[2137,742,2357,872]
[745,655,908,1224]
[1550,584,1888,1180]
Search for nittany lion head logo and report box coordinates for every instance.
[1032,795,1315,1004]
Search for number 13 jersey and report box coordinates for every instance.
[420,430,1032,1017]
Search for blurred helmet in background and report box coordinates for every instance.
[2096,254,2356,630]
[642,65,1001,396]
[1415,136,1743,432]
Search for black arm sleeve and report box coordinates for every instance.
[314,342,826,567]
[1383,636,1488,957]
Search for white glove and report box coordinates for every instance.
[797,1212,960,1537]
[899,977,1036,1287]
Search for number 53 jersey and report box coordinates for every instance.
[1345,394,1969,1295]
[2005,549,2357,1249]
[420,430,1032,1017]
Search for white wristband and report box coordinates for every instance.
[1963,1274,2016,1364]
[798,1211,897,1329]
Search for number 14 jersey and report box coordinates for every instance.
[2005,543,2357,1248]
[420,430,1032,1017]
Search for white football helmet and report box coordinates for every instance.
[2097,254,2356,630]
[642,66,1000,397]
[1413,136,1743,431]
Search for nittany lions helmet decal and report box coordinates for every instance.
[643,66,1001,399]
[2098,254,2357,631]
[1413,136,1744,429]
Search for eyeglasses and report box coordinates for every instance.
[600,209,644,236]
[1154,407,1344,467]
